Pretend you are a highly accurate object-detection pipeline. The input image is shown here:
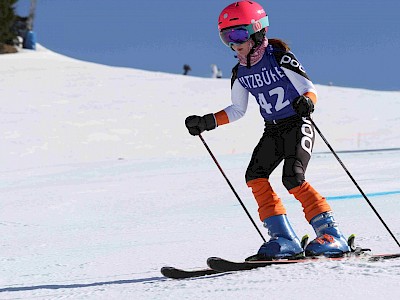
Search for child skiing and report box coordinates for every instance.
[185,1,350,259]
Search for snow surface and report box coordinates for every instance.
[0,46,399,299]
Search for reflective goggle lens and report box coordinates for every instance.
[219,27,250,47]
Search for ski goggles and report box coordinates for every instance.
[219,16,269,47]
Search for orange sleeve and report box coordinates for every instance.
[304,91,317,104]
[214,110,230,126]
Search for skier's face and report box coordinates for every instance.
[231,39,253,56]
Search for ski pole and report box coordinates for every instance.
[310,118,400,248]
[198,133,267,243]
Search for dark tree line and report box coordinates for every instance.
[0,0,18,45]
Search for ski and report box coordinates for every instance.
[160,266,221,279]
[161,252,400,279]
[207,252,400,272]
[161,236,400,279]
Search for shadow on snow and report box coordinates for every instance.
[0,276,166,293]
[0,272,228,293]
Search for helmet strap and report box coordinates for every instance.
[246,29,265,69]
[246,48,255,69]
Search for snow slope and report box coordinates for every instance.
[0,46,399,299]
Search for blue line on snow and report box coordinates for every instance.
[327,190,400,201]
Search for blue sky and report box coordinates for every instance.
[16,0,400,90]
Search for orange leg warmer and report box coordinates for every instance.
[247,178,286,221]
[289,182,331,222]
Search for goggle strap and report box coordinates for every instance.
[245,16,269,35]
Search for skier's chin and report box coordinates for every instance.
[235,49,250,56]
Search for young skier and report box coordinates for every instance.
[185,1,350,259]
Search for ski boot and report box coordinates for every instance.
[305,211,350,257]
[247,214,304,261]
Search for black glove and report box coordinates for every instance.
[185,113,216,136]
[292,95,315,117]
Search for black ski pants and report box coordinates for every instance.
[245,115,315,190]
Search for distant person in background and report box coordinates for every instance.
[12,15,36,50]
[183,64,191,75]
[185,1,350,260]
[211,64,223,78]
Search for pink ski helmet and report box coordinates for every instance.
[218,1,269,33]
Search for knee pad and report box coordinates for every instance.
[245,168,258,183]
[282,158,305,190]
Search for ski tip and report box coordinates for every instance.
[160,266,176,278]
[207,256,222,263]
[161,265,222,279]
[160,266,175,275]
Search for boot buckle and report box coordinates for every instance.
[315,234,335,245]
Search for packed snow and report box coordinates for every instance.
[0,46,399,299]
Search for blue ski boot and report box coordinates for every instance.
[249,215,304,260]
[305,211,350,257]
